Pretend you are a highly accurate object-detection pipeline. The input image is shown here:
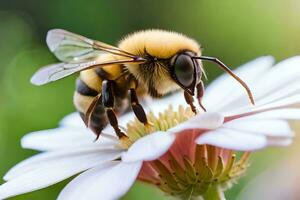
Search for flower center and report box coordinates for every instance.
[140,144,250,199]
[119,105,194,149]
[118,104,250,199]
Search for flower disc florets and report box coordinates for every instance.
[123,105,249,199]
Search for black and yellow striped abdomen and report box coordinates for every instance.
[74,68,102,113]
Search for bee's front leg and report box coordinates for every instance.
[184,91,197,114]
[102,80,127,139]
[129,88,152,129]
[196,81,207,112]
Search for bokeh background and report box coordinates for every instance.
[0,0,300,199]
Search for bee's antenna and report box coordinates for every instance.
[192,56,255,105]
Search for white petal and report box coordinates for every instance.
[203,56,274,112]
[146,92,185,114]
[59,112,85,128]
[22,127,117,151]
[196,128,268,151]
[0,148,122,199]
[255,94,300,111]
[206,56,300,115]
[58,161,142,200]
[59,112,136,138]
[236,165,296,200]
[122,131,175,162]
[242,109,300,120]
[267,137,293,146]
[223,56,300,116]
[4,147,122,181]
[228,93,300,116]
[168,112,224,133]
[255,81,300,105]
[223,79,300,116]
[223,119,293,137]
[254,56,300,99]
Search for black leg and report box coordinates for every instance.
[102,80,127,139]
[184,91,197,114]
[196,81,206,112]
[129,88,152,127]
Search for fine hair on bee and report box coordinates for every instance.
[31,29,255,140]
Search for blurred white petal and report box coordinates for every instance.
[237,163,298,200]
[266,137,293,146]
[59,112,85,128]
[58,161,142,200]
[122,131,175,162]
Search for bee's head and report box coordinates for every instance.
[171,52,255,105]
[170,51,202,96]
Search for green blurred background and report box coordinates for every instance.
[0,0,300,199]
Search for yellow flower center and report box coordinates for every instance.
[120,105,194,149]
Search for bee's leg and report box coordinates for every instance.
[196,81,207,112]
[102,80,127,139]
[184,91,197,114]
[84,93,101,127]
[90,101,109,140]
[77,95,108,140]
[83,94,105,140]
[129,88,152,128]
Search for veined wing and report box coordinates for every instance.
[31,58,146,86]
[47,29,137,62]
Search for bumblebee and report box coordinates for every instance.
[31,29,254,139]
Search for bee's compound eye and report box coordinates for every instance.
[173,54,194,87]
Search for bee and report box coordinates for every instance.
[31,29,254,140]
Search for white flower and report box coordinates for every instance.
[1,56,300,200]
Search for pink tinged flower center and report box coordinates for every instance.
[120,105,249,198]
[139,133,250,199]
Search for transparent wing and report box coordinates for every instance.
[32,29,146,85]
[46,29,137,62]
[31,58,145,86]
